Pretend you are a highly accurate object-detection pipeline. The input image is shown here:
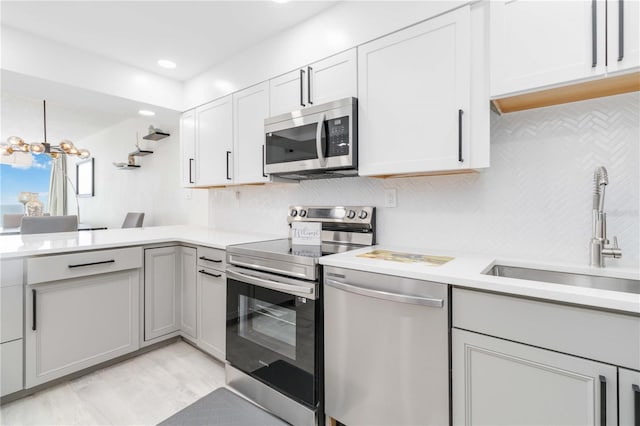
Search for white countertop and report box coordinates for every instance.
[2,228,638,314]
[0,225,285,259]
[319,245,640,315]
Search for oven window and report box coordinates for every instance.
[238,294,296,360]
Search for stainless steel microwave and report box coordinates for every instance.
[264,97,357,179]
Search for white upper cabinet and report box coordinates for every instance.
[490,0,640,98]
[358,5,488,176]
[607,0,640,74]
[269,49,357,116]
[194,95,233,187]
[233,82,270,185]
[307,49,357,107]
[180,109,196,188]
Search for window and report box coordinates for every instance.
[0,155,53,217]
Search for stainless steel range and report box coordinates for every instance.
[225,206,376,426]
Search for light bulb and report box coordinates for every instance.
[7,136,24,146]
[59,140,74,152]
[19,144,30,152]
[78,149,90,159]
[49,152,60,159]
[0,144,13,156]
[30,143,46,153]
[68,147,79,155]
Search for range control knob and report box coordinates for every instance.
[290,209,298,217]
[358,210,368,220]
[299,210,307,218]
[346,210,356,219]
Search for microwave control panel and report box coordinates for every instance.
[327,116,350,157]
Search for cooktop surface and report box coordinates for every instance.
[228,238,364,261]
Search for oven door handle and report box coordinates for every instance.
[227,269,314,295]
[325,278,444,307]
[316,112,327,168]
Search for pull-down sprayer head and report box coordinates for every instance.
[593,166,609,213]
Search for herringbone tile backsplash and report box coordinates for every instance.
[210,92,639,269]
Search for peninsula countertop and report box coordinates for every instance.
[0,225,285,259]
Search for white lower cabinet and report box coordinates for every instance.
[196,266,226,361]
[1,268,24,396]
[144,247,180,341]
[25,269,140,388]
[179,247,197,339]
[619,367,640,426]
[453,328,617,426]
[1,339,23,396]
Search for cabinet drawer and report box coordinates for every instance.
[197,246,225,270]
[1,259,23,287]
[27,247,142,284]
[1,285,23,343]
[1,339,23,397]
[453,288,640,370]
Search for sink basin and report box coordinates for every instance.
[484,264,640,295]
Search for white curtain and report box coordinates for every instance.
[48,156,66,216]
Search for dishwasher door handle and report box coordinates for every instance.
[325,278,444,307]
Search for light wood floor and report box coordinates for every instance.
[0,341,226,425]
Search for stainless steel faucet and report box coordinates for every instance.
[590,166,622,267]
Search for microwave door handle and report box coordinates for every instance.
[316,112,327,167]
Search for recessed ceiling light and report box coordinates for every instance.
[138,110,155,117]
[273,0,290,3]
[157,59,177,69]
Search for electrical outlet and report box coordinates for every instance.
[384,188,397,208]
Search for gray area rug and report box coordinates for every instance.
[158,387,289,426]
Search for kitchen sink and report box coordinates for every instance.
[484,264,640,295]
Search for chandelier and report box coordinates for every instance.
[0,100,90,159]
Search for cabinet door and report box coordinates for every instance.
[308,49,357,106]
[179,247,197,339]
[233,82,270,185]
[25,270,140,388]
[197,268,226,361]
[607,0,640,74]
[619,368,640,426]
[269,69,306,117]
[144,247,180,341]
[195,95,233,186]
[1,340,23,396]
[491,0,606,97]
[358,7,471,176]
[452,329,617,426]
[180,109,196,187]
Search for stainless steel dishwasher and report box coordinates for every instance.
[323,266,449,426]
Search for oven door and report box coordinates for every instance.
[264,99,356,175]
[226,267,318,408]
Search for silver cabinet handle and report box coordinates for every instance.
[316,112,327,167]
[325,278,444,307]
[227,269,313,295]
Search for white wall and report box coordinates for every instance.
[66,118,208,229]
[184,1,465,109]
[209,93,640,269]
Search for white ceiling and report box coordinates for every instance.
[0,1,338,145]
[0,1,339,82]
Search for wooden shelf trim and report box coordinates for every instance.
[492,71,640,114]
